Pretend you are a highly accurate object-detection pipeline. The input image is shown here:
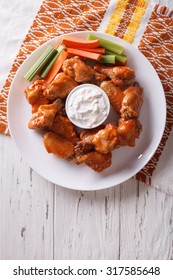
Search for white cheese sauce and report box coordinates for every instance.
[66,84,110,129]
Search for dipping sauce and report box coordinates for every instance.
[66,84,110,129]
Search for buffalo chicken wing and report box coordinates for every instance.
[117,118,142,147]
[79,123,119,154]
[28,100,63,129]
[120,83,143,119]
[100,80,124,113]
[62,56,95,82]
[95,65,135,86]
[50,115,79,145]
[43,131,75,160]
[43,73,78,100]
[75,151,112,172]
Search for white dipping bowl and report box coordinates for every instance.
[65,84,110,129]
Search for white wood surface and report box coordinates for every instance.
[0,0,173,260]
[0,135,173,260]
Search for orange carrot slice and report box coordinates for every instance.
[62,35,100,49]
[44,50,68,84]
[54,43,59,49]
[66,48,102,60]
[77,47,105,54]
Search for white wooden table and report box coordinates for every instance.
[0,0,173,260]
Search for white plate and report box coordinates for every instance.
[7,31,166,191]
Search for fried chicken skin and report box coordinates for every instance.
[43,73,78,100]
[25,80,49,113]
[75,151,112,172]
[62,56,95,82]
[43,131,74,160]
[25,80,47,104]
[50,115,79,145]
[80,126,103,140]
[90,71,107,86]
[117,118,142,147]
[120,83,143,119]
[100,80,124,113]
[75,127,103,156]
[28,100,63,130]
[94,65,135,86]
[31,98,50,114]
[80,123,119,153]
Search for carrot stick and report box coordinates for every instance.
[44,50,68,84]
[62,35,100,49]
[66,48,102,60]
[54,43,59,49]
[76,47,105,54]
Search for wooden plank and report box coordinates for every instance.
[54,178,173,260]
[54,183,121,259]
[0,136,54,259]
[120,181,173,259]
[118,179,139,259]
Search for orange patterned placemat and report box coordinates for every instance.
[135,5,173,184]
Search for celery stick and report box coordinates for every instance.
[40,45,65,78]
[24,45,57,81]
[99,55,116,64]
[105,49,127,63]
[105,49,118,55]
[87,34,124,55]
[114,54,127,64]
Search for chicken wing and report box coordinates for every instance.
[120,83,143,119]
[117,118,142,147]
[43,73,78,100]
[50,115,79,145]
[90,71,107,86]
[100,80,124,113]
[25,79,47,105]
[94,65,135,86]
[43,131,74,160]
[28,100,63,130]
[62,56,95,82]
[25,80,49,113]
[74,127,102,156]
[75,151,112,172]
[80,123,119,153]
[80,126,103,140]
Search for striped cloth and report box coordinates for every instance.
[0,0,173,194]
